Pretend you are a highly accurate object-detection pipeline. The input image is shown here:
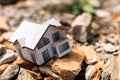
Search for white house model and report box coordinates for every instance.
[9,18,71,65]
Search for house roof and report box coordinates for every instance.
[9,18,62,50]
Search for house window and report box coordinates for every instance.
[18,48,24,58]
[30,53,37,64]
[52,47,57,55]
[52,32,60,42]
[42,49,50,61]
[37,38,50,49]
[58,42,69,53]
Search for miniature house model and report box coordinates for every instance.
[9,18,71,65]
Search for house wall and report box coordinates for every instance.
[35,26,66,65]
[15,42,35,63]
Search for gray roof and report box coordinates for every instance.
[9,18,61,50]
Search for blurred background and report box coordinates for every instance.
[0,0,120,80]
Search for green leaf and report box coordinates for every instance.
[82,4,96,13]
[79,0,87,8]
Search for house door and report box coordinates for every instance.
[30,53,37,64]
[42,49,50,62]
[18,48,24,58]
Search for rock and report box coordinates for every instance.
[47,48,84,80]
[72,13,92,43]
[95,47,103,53]
[106,33,120,44]
[2,31,13,40]
[0,64,9,74]
[72,26,88,43]
[0,0,18,5]
[91,69,102,80]
[111,51,120,80]
[39,66,62,80]
[0,49,17,65]
[3,42,16,51]
[85,61,104,80]
[88,0,101,7]
[85,65,96,80]
[44,77,55,80]
[0,44,6,55]
[101,71,110,80]
[79,46,99,64]
[102,43,118,53]
[72,13,92,27]
[61,13,75,26]
[103,55,113,75]
[13,58,35,70]
[91,22,100,30]
[32,66,40,73]
[100,53,111,61]
[0,36,4,43]
[0,15,10,31]
[112,5,120,15]
[16,68,34,80]
[27,70,42,80]
[102,51,120,80]
[15,0,34,9]
[91,61,104,80]
[0,64,19,80]
[45,0,73,5]
[95,10,111,18]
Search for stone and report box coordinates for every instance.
[32,66,40,73]
[79,46,99,64]
[0,36,4,43]
[72,13,92,27]
[95,47,103,53]
[16,68,34,80]
[3,42,16,51]
[95,10,111,18]
[101,71,110,80]
[111,51,120,80]
[72,13,92,43]
[91,61,104,80]
[85,65,96,80]
[0,44,6,55]
[61,13,75,25]
[95,61,104,72]
[47,48,84,80]
[0,15,10,31]
[107,33,120,44]
[0,0,18,5]
[13,58,35,70]
[44,77,55,80]
[2,31,13,40]
[91,22,100,30]
[102,43,118,53]
[0,64,19,80]
[27,70,42,80]
[88,0,101,7]
[85,61,104,80]
[91,69,102,80]
[72,26,88,43]
[112,5,120,15]
[45,0,73,5]
[15,0,33,9]
[100,54,111,61]
[0,49,17,65]
[39,66,62,80]
[0,64,9,74]
[102,51,120,80]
